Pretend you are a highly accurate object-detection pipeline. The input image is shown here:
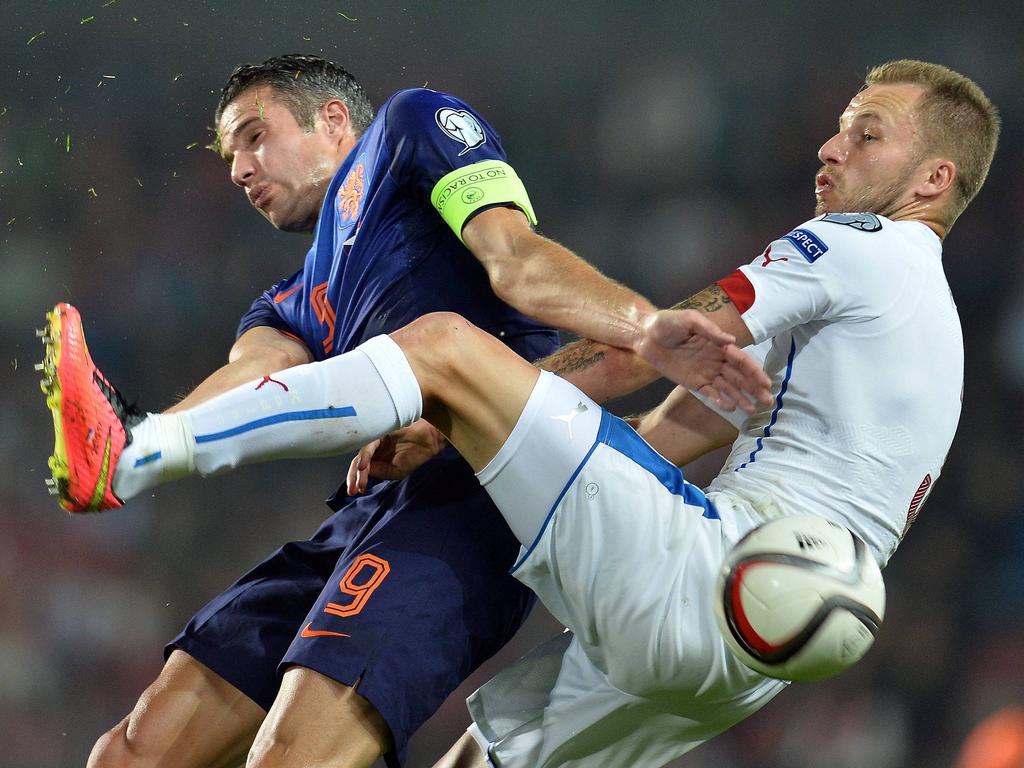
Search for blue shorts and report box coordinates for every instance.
[168,449,534,766]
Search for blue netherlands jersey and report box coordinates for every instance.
[237,87,558,362]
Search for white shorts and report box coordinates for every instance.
[471,371,786,768]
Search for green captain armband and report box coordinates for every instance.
[430,160,537,243]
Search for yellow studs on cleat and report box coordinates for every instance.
[40,306,71,509]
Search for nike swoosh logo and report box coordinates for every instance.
[300,622,351,639]
[88,432,112,511]
[273,283,304,304]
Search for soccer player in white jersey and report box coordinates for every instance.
[42,60,998,767]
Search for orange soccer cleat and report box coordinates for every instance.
[38,303,143,512]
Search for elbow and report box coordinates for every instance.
[487,264,529,311]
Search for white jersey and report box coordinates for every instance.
[708,213,963,565]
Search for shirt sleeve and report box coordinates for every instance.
[235,275,299,341]
[716,218,870,344]
[382,88,537,241]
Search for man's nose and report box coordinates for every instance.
[817,132,847,165]
[231,155,256,187]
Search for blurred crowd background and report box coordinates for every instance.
[2,2,1023,766]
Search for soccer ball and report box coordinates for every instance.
[714,515,885,682]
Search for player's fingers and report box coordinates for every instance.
[720,367,767,414]
[347,439,382,495]
[724,345,772,403]
[346,454,361,495]
[699,382,739,412]
[712,388,738,412]
[362,439,383,469]
[714,374,747,412]
[718,363,765,414]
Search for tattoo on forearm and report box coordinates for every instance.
[672,284,732,314]
[537,339,607,376]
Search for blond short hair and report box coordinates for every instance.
[865,60,1000,228]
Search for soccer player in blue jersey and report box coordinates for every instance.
[63,54,745,768]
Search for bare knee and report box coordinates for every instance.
[392,312,496,404]
[88,716,134,768]
[89,709,184,768]
[86,697,203,768]
[247,720,388,768]
[89,651,263,768]
[393,312,475,371]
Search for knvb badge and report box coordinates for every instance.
[783,228,829,263]
[337,157,366,225]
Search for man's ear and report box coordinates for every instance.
[321,98,351,137]
[915,157,956,200]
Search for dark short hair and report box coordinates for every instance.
[215,54,374,136]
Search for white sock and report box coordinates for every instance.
[113,412,196,500]
[113,335,423,501]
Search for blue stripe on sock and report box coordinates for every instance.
[133,451,162,468]
[194,406,358,444]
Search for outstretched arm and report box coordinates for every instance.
[535,339,654,404]
[463,207,658,353]
[464,206,758,405]
[536,283,754,402]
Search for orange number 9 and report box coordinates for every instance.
[323,553,391,618]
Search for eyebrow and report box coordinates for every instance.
[839,110,884,131]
